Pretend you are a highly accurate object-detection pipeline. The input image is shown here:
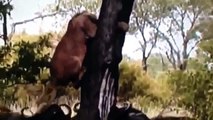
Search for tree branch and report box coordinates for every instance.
[144,17,179,55]
[8,10,71,40]
[167,19,180,52]
[138,40,145,50]
[158,46,173,67]
[184,8,201,43]
[134,13,148,49]
[180,9,187,40]
[158,52,166,70]
[144,16,180,69]
[146,20,161,59]
[187,40,199,57]
[170,11,181,30]
[165,51,174,66]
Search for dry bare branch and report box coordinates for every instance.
[8,9,71,40]
[187,40,199,57]
[146,20,161,58]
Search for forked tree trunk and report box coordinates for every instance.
[79,0,134,120]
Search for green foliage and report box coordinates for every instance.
[119,59,149,99]
[0,33,52,103]
[0,0,13,19]
[119,59,172,108]
[119,57,213,119]
[45,0,100,15]
[187,58,207,70]
[168,70,213,120]
[147,54,170,76]
[0,34,52,83]
[199,39,213,59]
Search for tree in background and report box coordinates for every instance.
[196,11,213,63]
[147,53,170,76]
[130,0,162,72]
[142,0,212,70]
[0,0,13,45]
[167,7,213,117]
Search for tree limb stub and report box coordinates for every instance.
[79,0,134,120]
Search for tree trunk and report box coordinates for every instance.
[142,58,147,72]
[2,12,8,45]
[159,53,167,71]
[179,42,188,70]
[79,0,134,120]
[179,59,187,70]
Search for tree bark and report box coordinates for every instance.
[142,57,147,72]
[79,0,134,120]
[3,12,7,45]
[179,42,188,70]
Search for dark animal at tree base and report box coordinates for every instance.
[20,104,71,120]
[0,105,11,113]
[0,105,33,120]
[151,116,195,120]
[107,102,150,120]
[0,105,24,120]
[0,112,24,120]
[69,101,150,120]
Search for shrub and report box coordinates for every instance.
[0,34,52,103]
[168,70,213,120]
[119,59,172,109]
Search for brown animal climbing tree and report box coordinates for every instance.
[79,0,134,120]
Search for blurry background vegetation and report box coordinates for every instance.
[1,0,213,119]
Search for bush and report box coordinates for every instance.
[168,70,213,120]
[119,59,148,99]
[119,59,172,109]
[0,34,52,103]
